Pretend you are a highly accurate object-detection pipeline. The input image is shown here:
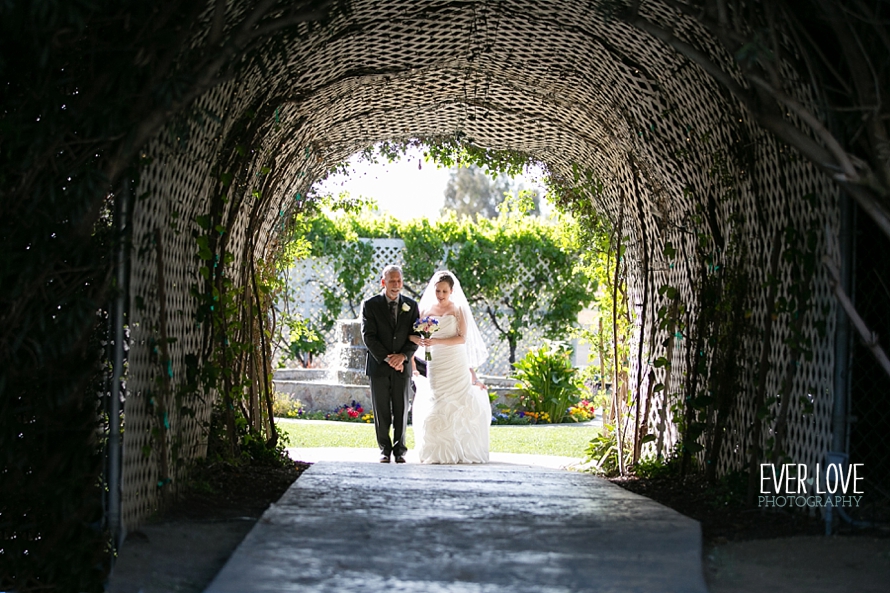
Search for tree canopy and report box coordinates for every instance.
[441,164,540,218]
[288,197,596,364]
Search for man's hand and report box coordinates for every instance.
[385,353,406,372]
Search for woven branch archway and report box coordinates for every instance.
[124,0,843,528]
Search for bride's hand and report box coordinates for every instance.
[409,335,421,345]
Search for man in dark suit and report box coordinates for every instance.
[360,265,419,463]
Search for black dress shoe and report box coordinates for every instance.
[380,455,391,463]
[394,455,406,464]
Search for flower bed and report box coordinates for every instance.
[567,399,597,422]
[491,409,551,425]
[273,396,373,423]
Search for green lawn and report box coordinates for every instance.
[276,419,599,458]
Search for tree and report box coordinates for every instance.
[441,165,540,218]
[445,211,594,363]
[291,198,596,366]
[298,199,377,329]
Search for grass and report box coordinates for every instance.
[276,419,599,458]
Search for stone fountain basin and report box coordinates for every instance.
[273,378,372,413]
[275,380,512,416]
[274,368,327,381]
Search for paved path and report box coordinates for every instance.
[287,446,584,469]
[205,458,708,592]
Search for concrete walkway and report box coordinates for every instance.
[287,446,584,469]
[205,454,708,593]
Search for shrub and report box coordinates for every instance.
[512,340,582,423]
[584,425,633,476]
[272,394,305,418]
[633,454,680,479]
[283,318,327,368]
[205,401,293,468]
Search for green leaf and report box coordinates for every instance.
[195,215,212,230]
[693,395,714,408]
[684,441,705,454]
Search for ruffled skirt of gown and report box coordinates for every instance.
[412,327,490,464]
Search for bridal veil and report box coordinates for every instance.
[417,270,488,368]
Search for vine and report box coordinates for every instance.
[767,200,823,464]
[547,164,640,475]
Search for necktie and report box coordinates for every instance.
[390,300,398,324]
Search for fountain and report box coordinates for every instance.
[273,319,371,412]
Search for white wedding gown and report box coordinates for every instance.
[412,315,490,464]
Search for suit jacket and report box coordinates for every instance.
[413,355,427,377]
[361,293,419,378]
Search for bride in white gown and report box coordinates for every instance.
[410,271,490,464]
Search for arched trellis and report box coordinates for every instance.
[3,2,889,585]
[123,0,851,530]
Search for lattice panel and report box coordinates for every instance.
[281,239,544,376]
[123,80,244,529]
[120,0,844,530]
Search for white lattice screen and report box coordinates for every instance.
[282,238,546,375]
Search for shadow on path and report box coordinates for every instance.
[205,461,708,592]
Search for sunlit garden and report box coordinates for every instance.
[266,142,638,474]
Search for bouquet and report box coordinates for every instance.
[413,316,440,361]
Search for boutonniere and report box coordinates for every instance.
[401,302,410,312]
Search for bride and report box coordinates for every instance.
[410,270,490,464]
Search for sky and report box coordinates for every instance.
[312,144,550,220]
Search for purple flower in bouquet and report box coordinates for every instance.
[413,316,440,361]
